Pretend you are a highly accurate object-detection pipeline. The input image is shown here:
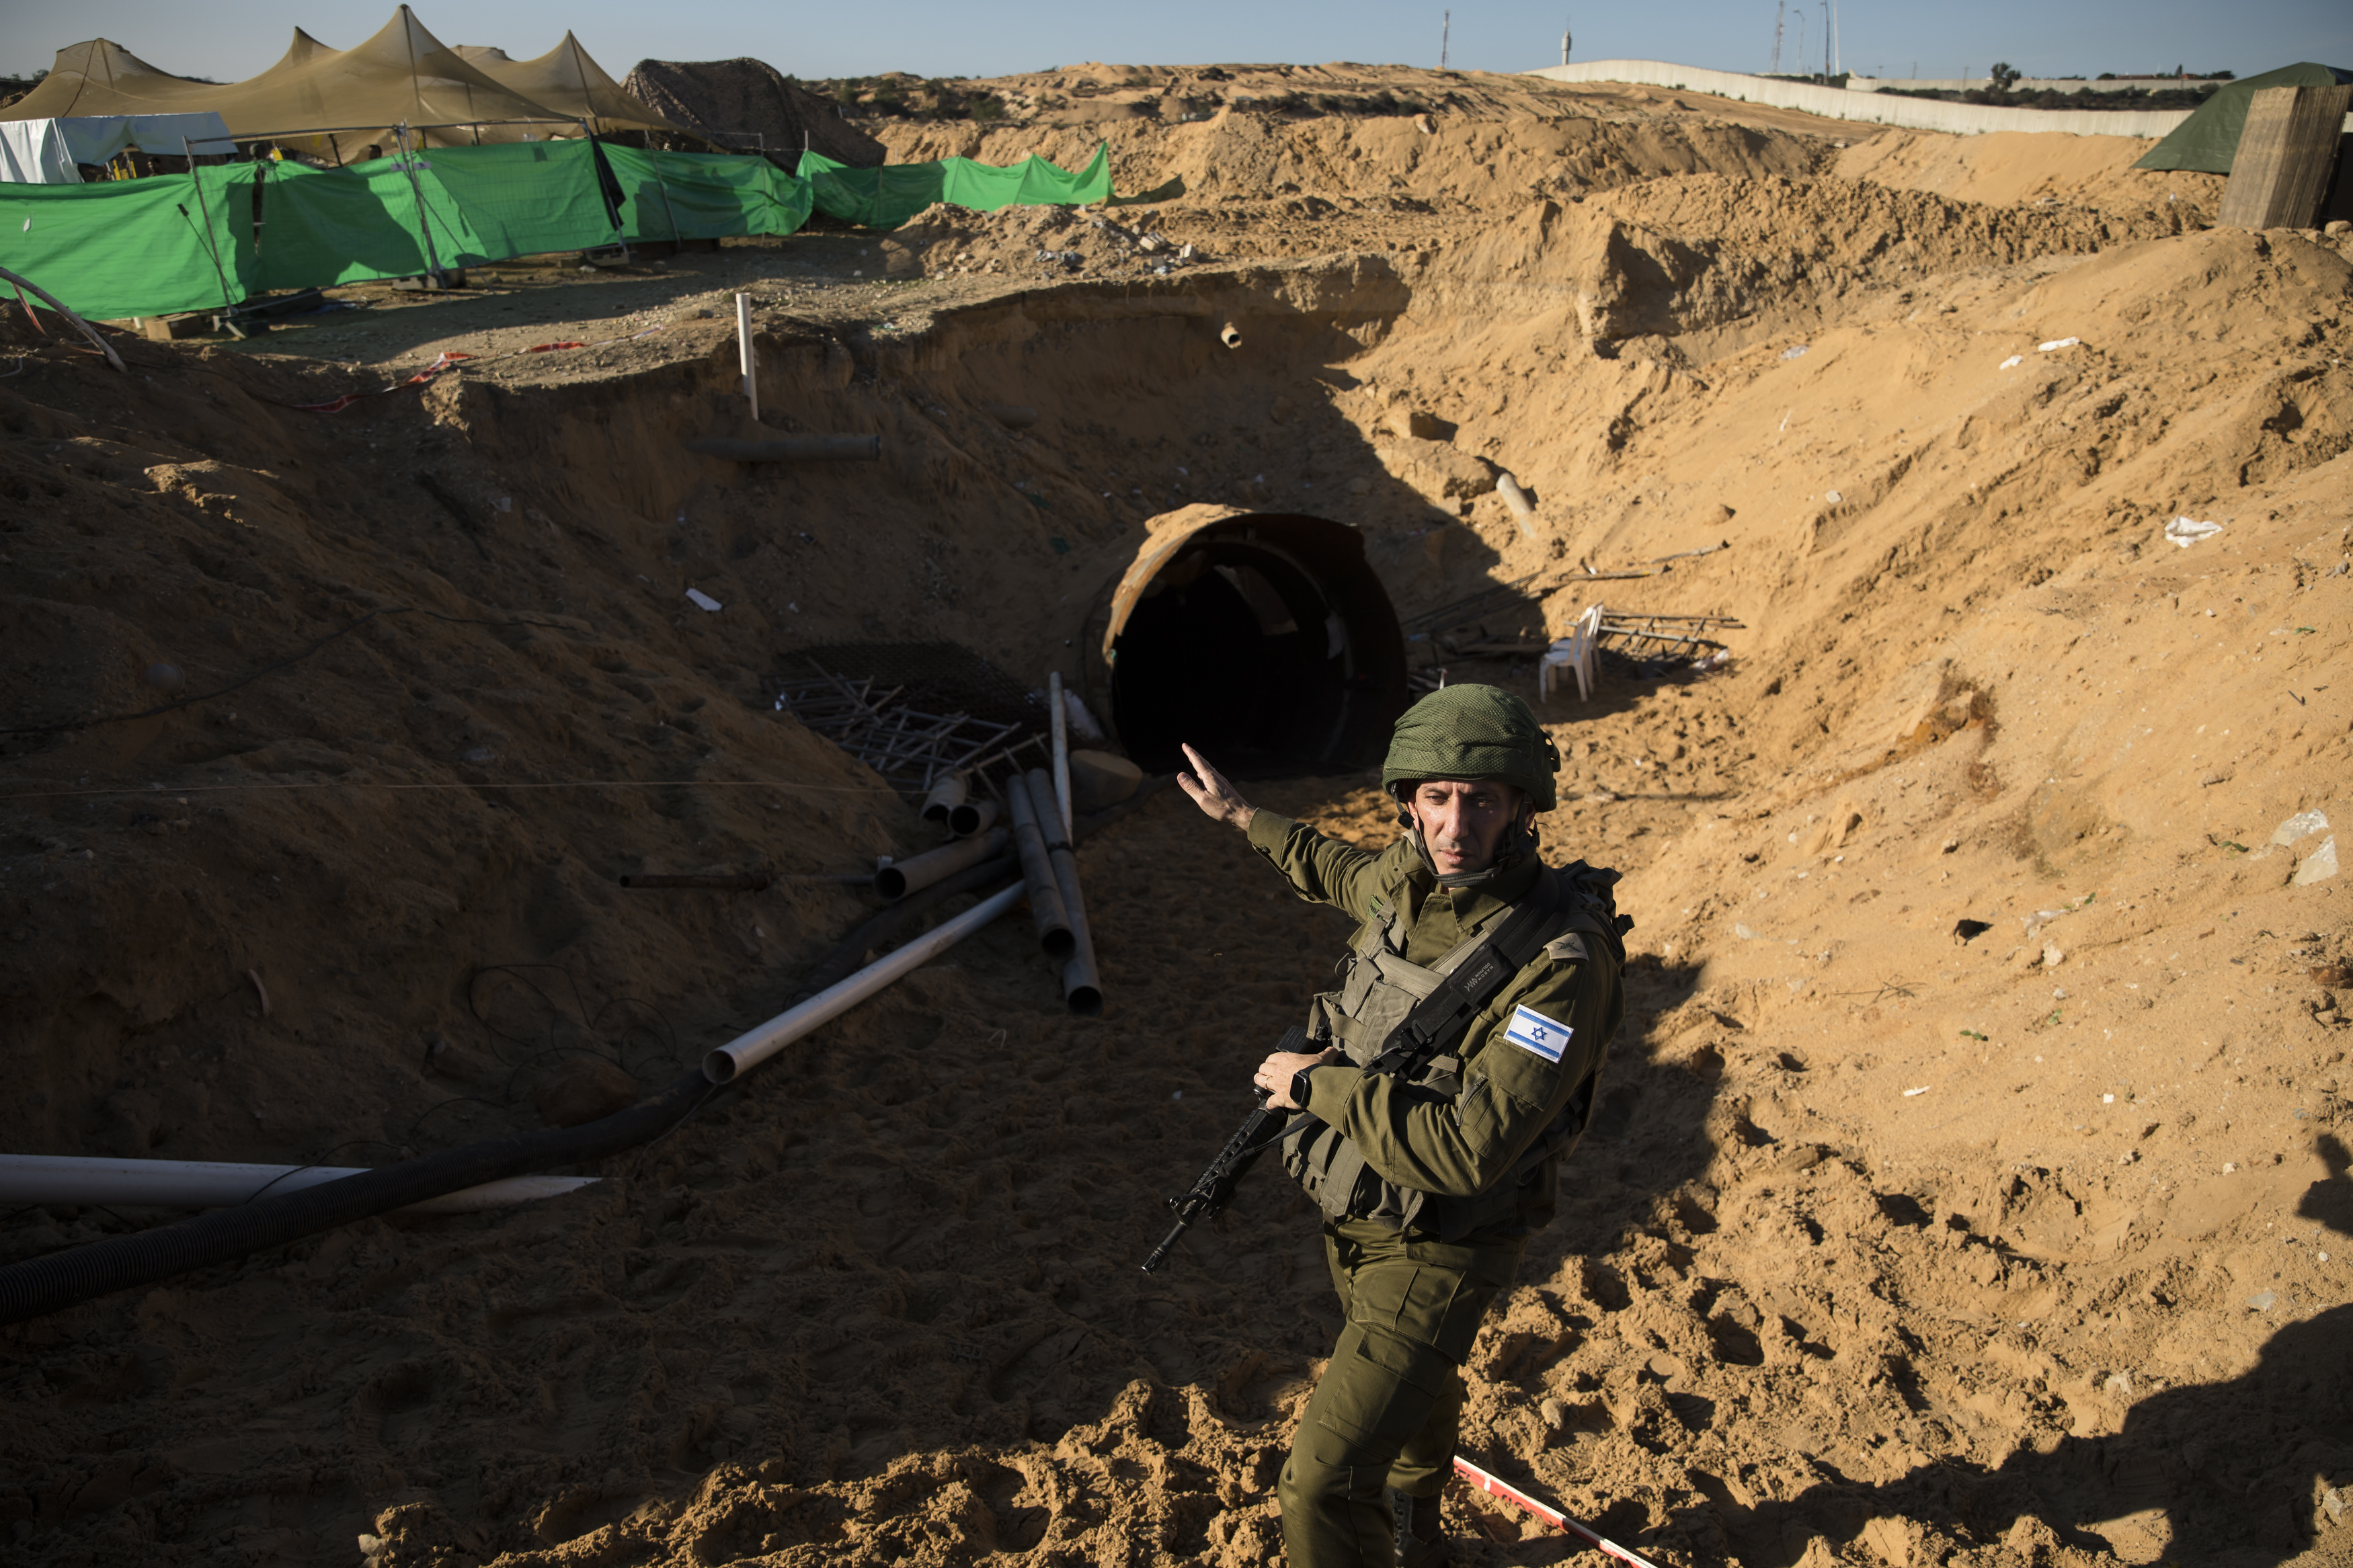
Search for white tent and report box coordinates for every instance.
[0,112,236,184]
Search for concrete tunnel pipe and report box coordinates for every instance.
[1083,510,1408,778]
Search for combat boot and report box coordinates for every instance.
[1388,1487,1447,1567]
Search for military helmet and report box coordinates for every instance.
[1381,684,1560,811]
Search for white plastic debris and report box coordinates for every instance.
[2272,809,2329,845]
[1999,354,2024,370]
[1902,1085,1930,1098]
[2038,337,2080,352]
[1781,344,1809,360]
[1825,489,1843,504]
[2294,837,2340,886]
[2245,1290,2276,1311]
[2165,517,2224,548]
[684,588,723,612]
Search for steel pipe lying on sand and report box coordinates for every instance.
[874,828,1009,900]
[1048,672,1075,837]
[684,435,881,462]
[0,782,1168,1324]
[0,1155,596,1215]
[1023,768,1103,1016]
[1220,321,1243,348]
[0,1067,713,1327]
[920,773,967,824]
[704,884,1023,1083]
[1002,770,1076,960]
[949,798,999,838]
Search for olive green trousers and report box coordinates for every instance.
[1277,1218,1525,1568]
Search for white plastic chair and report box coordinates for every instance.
[1539,604,1603,702]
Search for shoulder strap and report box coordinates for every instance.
[1362,868,1573,1077]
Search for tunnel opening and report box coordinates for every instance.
[1096,512,1406,778]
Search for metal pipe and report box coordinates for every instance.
[873,827,1008,901]
[619,873,771,891]
[0,1155,596,1216]
[1220,321,1243,348]
[703,884,1023,1083]
[949,798,998,838]
[921,772,967,824]
[1047,671,1074,838]
[683,435,880,462]
[1001,770,1075,959]
[1025,768,1102,1016]
[735,292,758,419]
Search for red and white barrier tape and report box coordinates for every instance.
[289,350,473,413]
[1453,1456,1663,1568]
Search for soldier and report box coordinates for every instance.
[1177,684,1627,1568]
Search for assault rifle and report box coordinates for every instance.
[1141,1026,1313,1272]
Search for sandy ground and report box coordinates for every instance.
[2,61,2349,1568]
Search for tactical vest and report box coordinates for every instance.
[1282,860,1628,1242]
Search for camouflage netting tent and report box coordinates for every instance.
[2133,60,2353,173]
[621,58,884,172]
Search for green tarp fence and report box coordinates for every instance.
[801,142,1110,230]
[602,145,813,242]
[0,164,257,321]
[2134,61,2353,173]
[0,140,1109,321]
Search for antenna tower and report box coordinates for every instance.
[1769,0,1785,75]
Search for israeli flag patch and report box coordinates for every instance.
[1504,1003,1573,1064]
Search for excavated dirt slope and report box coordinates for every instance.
[1,64,2348,1568]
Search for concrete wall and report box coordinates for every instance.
[1847,76,2229,96]
[1525,60,2194,138]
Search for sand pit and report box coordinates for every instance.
[1,63,2348,1568]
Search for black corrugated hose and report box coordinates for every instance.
[0,776,1173,1326]
[0,1069,711,1326]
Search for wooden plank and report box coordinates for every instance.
[2219,85,2353,231]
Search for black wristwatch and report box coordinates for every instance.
[1288,1064,1319,1109]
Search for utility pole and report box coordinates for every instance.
[1830,0,1840,77]
[1818,0,1828,81]
[1440,9,1450,71]
[1770,0,1785,74]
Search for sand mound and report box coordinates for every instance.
[2,79,2350,1568]
[875,204,1205,284]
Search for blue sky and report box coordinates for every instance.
[11,0,2350,85]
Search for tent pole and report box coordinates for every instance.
[393,124,448,288]
[179,136,239,324]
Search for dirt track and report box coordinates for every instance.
[1,62,2348,1568]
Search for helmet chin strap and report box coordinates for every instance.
[1393,789,1541,889]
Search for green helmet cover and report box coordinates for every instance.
[1382,684,1560,811]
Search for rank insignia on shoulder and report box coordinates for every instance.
[1504,1003,1573,1064]
[1543,932,1589,963]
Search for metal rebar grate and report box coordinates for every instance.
[773,643,1049,798]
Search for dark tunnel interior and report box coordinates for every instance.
[1103,514,1406,778]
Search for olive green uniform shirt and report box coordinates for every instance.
[1245,810,1620,1233]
